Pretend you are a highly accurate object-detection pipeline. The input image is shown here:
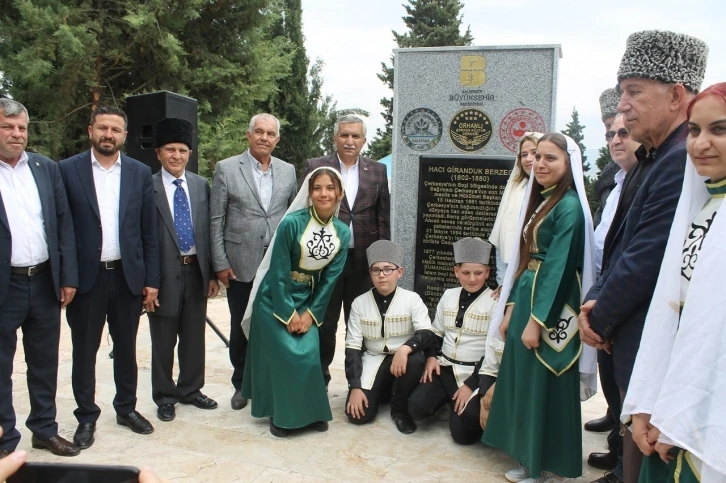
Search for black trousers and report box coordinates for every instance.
[148,264,207,406]
[408,365,487,445]
[0,270,60,450]
[599,349,624,458]
[227,279,252,391]
[320,250,371,385]
[345,351,425,424]
[67,265,143,423]
[621,389,643,483]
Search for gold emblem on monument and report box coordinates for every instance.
[449,109,493,152]
[460,55,487,87]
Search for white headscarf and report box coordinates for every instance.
[487,133,598,400]
[622,157,726,479]
[241,167,345,337]
[489,132,544,263]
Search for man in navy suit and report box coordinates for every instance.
[59,106,160,450]
[0,99,80,457]
[579,31,709,483]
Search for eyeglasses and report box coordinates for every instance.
[605,129,630,142]
[370,267,399,276]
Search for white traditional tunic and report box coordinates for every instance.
[346,287,433,390]
[432,287,498,387]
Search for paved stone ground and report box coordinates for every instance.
[10,296,610,482]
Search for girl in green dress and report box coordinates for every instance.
[623,83,726,483]
[483,133,597,483]
[241,167,350,437]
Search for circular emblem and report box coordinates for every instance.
[498,108,547,153]
[449,109,493,152]
[401,108,443,151]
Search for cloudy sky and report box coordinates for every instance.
[302,0,726,165]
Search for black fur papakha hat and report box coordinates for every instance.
[617,30,708,93]
[155,118,193,149]
[599,88,620,122]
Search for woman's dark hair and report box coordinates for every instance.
[514,132,576,279]
[308,168,344,201]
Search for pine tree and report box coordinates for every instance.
[0,0,292,176]
[560,107,598,213]
[366,0,472,160]
[594,146,613,173]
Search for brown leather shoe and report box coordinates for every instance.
[31,434,81,457]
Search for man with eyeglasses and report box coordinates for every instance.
[588,113,640,483]
[343,240,435,434]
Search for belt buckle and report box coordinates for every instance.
[104,261,115,270]
[27,265,35,276]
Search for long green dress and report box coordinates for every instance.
[242,207,350,429]
[482,187,585,478]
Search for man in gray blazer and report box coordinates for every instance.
[210,113,297,409]
[148,118,220,422]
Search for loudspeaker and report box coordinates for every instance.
[125,91,199,174]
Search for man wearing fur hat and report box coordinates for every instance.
[344,240,435,434]
[579,30,708,483]
[148,118,220,422]
[592,88,623,229]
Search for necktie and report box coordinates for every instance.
[173,179,195,252]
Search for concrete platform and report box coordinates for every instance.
[10,297,610,482]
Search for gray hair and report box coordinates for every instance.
[334,115,367,137]
[248,113,280,136]
[0,98,29,121]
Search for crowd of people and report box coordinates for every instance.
[0,27,724,483]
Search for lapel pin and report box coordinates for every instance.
[35,162,39,166]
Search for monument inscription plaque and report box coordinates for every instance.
[414,154,514,313]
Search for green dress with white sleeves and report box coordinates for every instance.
[242,207,350,429]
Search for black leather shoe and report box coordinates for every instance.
[309,421,329,432]
[31,435,80,457]
[588,451,618,471]
[231,391,248,410]
[585,413,617,432]
[391,411,417,434]
[0,449,11,458]
[157,404,175,422]
[184,394,218,410]
[73,423,96,449]
[269,419,290,438]
[116,411,154,435]
[592,471,622,483]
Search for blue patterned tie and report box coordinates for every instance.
[173,179,195,252]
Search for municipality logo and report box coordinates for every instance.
[401,108,443,152]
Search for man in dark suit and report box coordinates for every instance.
[578,31,708,483]
[210,113,297,410]
[303,115,391,387]
[0,99,79,457]
[59,106,160,449]
[149,118,219,422]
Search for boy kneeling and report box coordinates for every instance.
[345,240,436,434]
[408,237,502,444]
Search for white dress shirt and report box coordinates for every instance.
[91,150,122,261]
[251,157,273,246]
[338,155,359,249]
[161,167,196,255]
[594,168,625,274]
[0,152,49,266]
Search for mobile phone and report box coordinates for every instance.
[8,461,140,482]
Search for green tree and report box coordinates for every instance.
[366,0,473,160]
[560,107,597,213]
[0,0,292,177]
[594,146,613,173]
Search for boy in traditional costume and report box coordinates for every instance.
[344,240,436,434]
[408,237,500,444]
